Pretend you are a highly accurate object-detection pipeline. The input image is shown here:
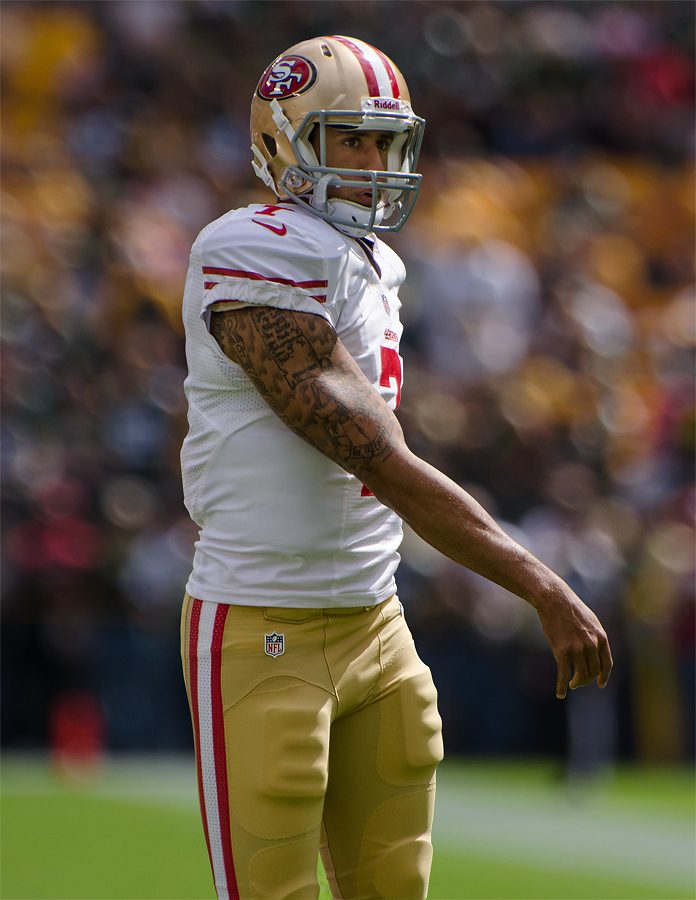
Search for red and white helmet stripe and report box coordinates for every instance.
[331,35,401,99]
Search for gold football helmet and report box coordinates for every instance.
[250,35,425,236]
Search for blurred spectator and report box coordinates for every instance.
[2,0,693,766]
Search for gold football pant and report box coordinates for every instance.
[180,594,443,900]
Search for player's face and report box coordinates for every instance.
[311,127,394,207]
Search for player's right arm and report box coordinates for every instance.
[211,305,613,700]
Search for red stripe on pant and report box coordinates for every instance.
[211,603,237,898]
[189,599,239,899]
[188,600,213,868]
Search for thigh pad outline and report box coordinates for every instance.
[227,681,334,840]
[377,667,444,786]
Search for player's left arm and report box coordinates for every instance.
[211,305,612,699]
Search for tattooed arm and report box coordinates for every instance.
[211,306,612,698]
[211,305,399,479]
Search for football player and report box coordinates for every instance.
[180,35,612,900]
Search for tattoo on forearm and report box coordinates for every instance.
[210,306,398,475]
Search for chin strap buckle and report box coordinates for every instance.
[270,99,296,142]
[250,144,276,191]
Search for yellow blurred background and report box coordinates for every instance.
[1,1,694,778]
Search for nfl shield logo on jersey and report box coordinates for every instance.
[264,632,285,658]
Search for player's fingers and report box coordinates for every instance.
[556,655,571,700]
[585,645,601,680]
[598,637,613,689]
[569,650,591,690]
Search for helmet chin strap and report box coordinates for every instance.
[310,173,342,209]
[326,199,385,237]
[309,174,385,237]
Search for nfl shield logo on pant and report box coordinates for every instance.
[264,632,285,657]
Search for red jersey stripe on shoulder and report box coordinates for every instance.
[212,296,325,306]
[202,266,327,290]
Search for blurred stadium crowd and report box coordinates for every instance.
[2,1,694,770]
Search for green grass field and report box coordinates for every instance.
[1,756,693,900]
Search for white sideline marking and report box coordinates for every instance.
[433,781,695,892]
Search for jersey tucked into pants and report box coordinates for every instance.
[180,202,443,898]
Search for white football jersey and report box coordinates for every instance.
[181,201,406,607]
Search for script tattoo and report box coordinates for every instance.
[210,306,399,477]
[254,307,330,387]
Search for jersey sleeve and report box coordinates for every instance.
[198,211,335,330]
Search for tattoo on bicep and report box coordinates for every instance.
[252,307,333,388]
[210,313,249,365]
[211,306,398,473]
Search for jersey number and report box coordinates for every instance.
[361,346,402,497]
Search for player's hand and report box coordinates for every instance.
[535,586,613,700]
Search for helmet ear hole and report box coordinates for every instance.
[261,133,277,157]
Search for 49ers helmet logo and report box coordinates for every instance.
[257,55,317,100]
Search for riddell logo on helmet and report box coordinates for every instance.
[257,55,317,100]
[373,98,400,111]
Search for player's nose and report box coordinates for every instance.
[361,139,387,171]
